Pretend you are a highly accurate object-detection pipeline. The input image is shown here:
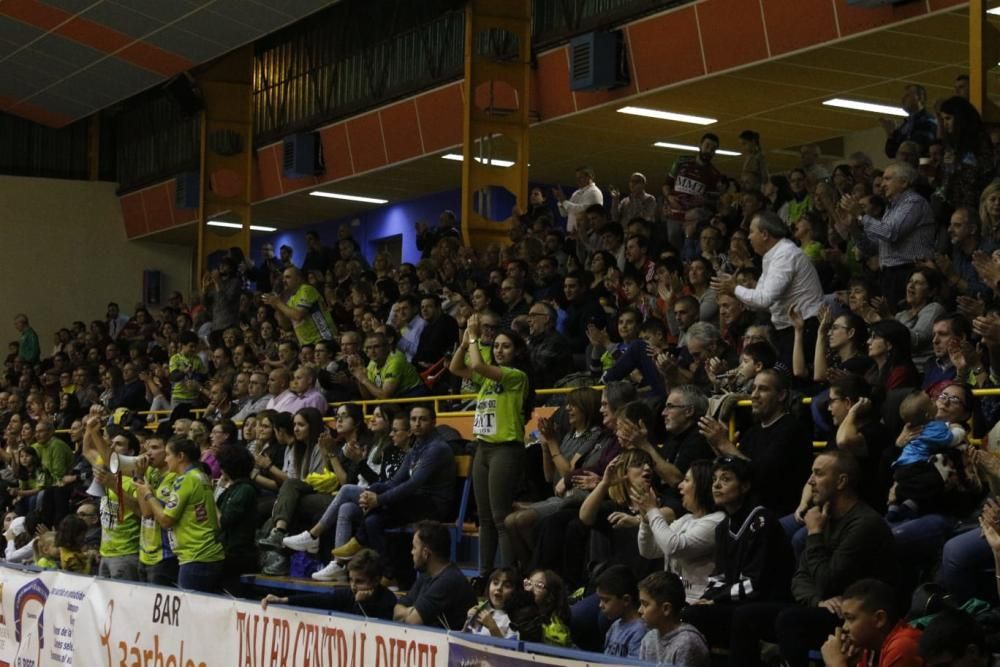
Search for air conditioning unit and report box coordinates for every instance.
[283,132,323,178]
[569,31,628,91]
[175,171,199,208]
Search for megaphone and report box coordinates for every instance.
[85,479,104,497]
[109,453,141,476]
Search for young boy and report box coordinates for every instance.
[260,549,397,620]
[637,571,709,667]
[821,578,923,667]
[595,565,646,658]
[888,391,965,521]
[168,331,207,407]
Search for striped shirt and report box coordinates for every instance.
[861,189,936,267]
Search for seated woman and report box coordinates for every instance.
[578,442,657,578]
[531,382,635,589]
[636,459,724,602]
[792,307,872,384]
[891,382,982,576]
[681,457,793,653]
[506,387,611,572]
[865,319,920,392]
[257,407,367,564]
[888,267,946,371]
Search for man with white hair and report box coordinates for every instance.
[843,160,936,308]
[712,211,824,371]
[610,172,657,223]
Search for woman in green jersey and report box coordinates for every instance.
[451,313,534,578]
[136,438,224,593]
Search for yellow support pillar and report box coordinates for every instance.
[461,0,532,250]
[195,45,254,278]
[969,0,1000,123]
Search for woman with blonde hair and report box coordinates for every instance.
[978,179,1000,247]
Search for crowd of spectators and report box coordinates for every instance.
[4,79,1000,664]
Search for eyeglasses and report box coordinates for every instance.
[936,394,966,408]
[76,511,97,518]
[664,403,690,411]
[523,578,547,591]
[828,396,849,404]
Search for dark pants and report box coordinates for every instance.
[532,510,591,589]
[880,263,915,311]
[138,558,178,587]
[472,441,524,575]
[362,495,437,558]
[774,317,818,375]
[684,602,837,667]
[178,560,224,593]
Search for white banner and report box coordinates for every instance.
[0,566,450,667]
[0,566,646,667]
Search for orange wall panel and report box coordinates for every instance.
[256,146,284,199]
[834,0,927,37]
[762,0,838,56]
[141,184,174,232]
[415,84,464,152]
[120,193,147,239]
[345,112,388,175]
[535,50,575,120]
[319,124,355,181]
[379,100,423,164]
[697,0,769,72]
[628,7,705,92]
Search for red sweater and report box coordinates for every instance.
[857,622,925,667]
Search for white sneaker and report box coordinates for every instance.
[311,560,346,581]
[282,531,319,554]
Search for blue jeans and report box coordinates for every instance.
[936,525,995,603]
[316,484,364,549]
[178,561,223,593]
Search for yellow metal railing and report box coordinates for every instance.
[58,387,1000,445]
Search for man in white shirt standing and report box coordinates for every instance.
[711,211,824,370]
[554,166,603,234]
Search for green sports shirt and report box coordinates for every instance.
[163,468,225,564]
[139,468,177,566]
[473,366,527,444]
[100,476,140,558]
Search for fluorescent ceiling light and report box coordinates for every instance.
[309,191,388,204]
[441,153,515,168]
[207,220,277,232]
[652,142,741,157]
[617,106,717,125]
[989,6,1000,14]
[822,98,907,117]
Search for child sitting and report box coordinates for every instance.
[638,572,709,667]
[595,564,646,658]
[56,514,94,574]
[464,567,544,640]
[820,578,922,667]
[33,532,59,570]
[888,391,965,521]
[260,549,397,620]
[525,569,572,647]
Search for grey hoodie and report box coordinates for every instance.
[639,623,710,667]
